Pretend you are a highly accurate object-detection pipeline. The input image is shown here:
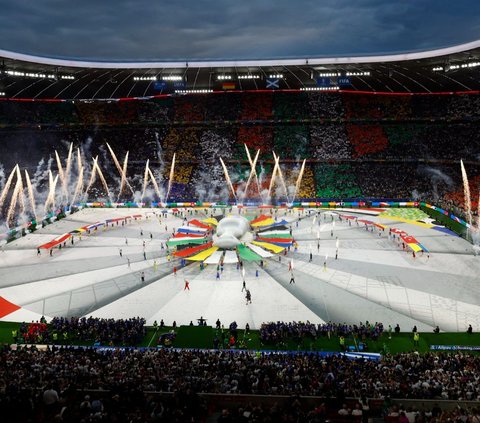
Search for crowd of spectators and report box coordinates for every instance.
[50,316,146,346]
[314,164,363,199]
[260,321,384,343]
[18,320,49,344]
[1,91,480,206]
[2,346,480,401]
[3,91,480,126]
[346,124,389,158]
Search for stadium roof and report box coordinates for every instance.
[1,40,480,99]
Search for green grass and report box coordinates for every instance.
[0,322,21,344]
[173,325,214,348]
[2,321,480,354]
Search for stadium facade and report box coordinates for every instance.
[1,40,480,99]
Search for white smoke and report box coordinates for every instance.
[418,166,454,201]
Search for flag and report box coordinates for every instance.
[173,81,185,89]
[316,77,331,87]
[154,81,167,91]
[266,78,279,89]
[337,76,351,86]
[222,82,236,90]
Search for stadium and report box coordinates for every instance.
[1,35,480,422]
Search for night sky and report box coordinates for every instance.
[0,0,478,61]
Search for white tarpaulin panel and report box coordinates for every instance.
[204,250,224,264]
[247,243,274,258]
[223,250,239,264]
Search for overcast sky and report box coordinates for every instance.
[0,0,478,61]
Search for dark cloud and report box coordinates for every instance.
[0,0,478,61]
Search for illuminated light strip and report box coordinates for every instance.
[300,86,340,91]
[5,70,73,79]
[434,62,480,71]
[161,75,183,81]
[345,71,370,76]
[133,76,156,81]
[175,89,213,94]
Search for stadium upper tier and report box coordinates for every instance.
[1,41,480,99]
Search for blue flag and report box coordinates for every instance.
[266,78,280,89]
[337,77,351,86]
[316,77,331,87]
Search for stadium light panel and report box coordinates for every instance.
[175,89,213,94]
[300,86,340,91]
[6,70,75,80]
[161,75,183,81]
[133,76,157,81]
[318,72,341,77]
[345,71,370,76]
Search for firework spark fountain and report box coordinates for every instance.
[244,144,262,200]
[6,172,22,226]
[54,150,68,202]
[147,168,163,201]
[269,152,289,202]
[267,155,279,201]
[84,157,98,199]
[15,165,25,216]
[24,170,38,222]
[120,151,132,198]
[219,157,237,202]
[141,159,150,202]
[243,149,260,202]
[107,143,134,198]
[0,165,18,212]
[44,171,59,213]
[93,159,112,202]
[70,166,84,207]
[291,159,306,204]
[64,142,73,200]
[460,160,472,226]
[165,153,176,203]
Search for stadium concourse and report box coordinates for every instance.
[0,206,478,332]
